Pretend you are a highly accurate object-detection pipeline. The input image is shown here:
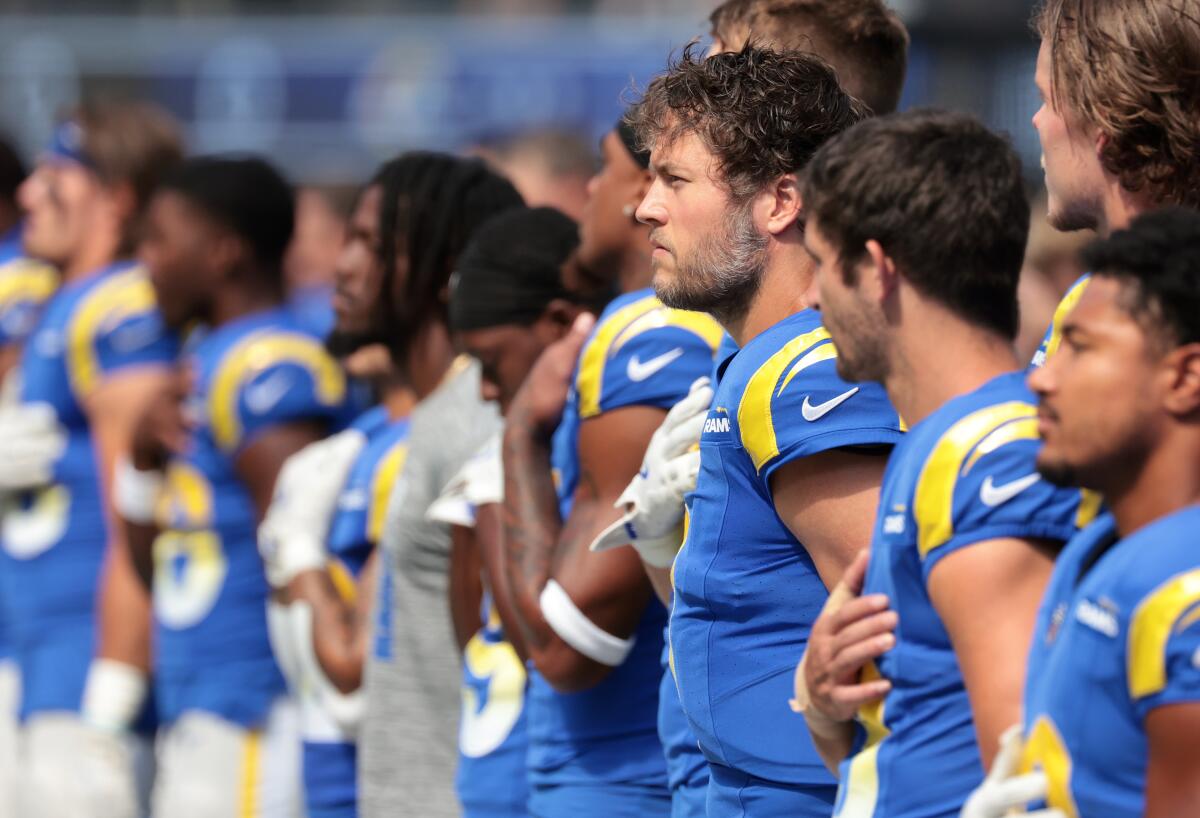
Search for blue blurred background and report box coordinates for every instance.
[0,0,1042,185]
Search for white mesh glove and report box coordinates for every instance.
[589,377,713,567]
[257,428,367,589]
[960,726,1066,818]
[0,402,67,492]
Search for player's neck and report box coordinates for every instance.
[616,237,654,295]
[1105,435,1200,538]
[885,297,1020,426]
[405,321,458,400]
[61,233,122,283]
[208,273,284,328]
[381,380,418,420]
[726,245,812,348]
[1098,180,1159,237]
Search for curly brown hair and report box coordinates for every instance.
[1036,0,1200,207]
[626,43,867,201]
[709,0,909,115]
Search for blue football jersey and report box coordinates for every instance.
[834,371,1095,818]
[0,262,177,717]
[289,285,336,339]
[153,306,351,727]
[298,407,408,818]
[534,287,722,801]
[1030,275,1090,368]
[0,227,57,348]
[458,596,529,818]
[671,309,902,788]
[1021,506,1200,818]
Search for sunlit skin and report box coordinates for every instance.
[1032,41,1107,234]
[19,158,124,279]
[1028,277,1166,499]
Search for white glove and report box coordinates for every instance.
[589,377,713,567]
[427,435,503,528]
[258,428,367,589]
[0,402,67,492]
[960,725,1066,818]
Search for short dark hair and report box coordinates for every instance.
[708,0,909,114]
[627,43,867,201]
[161,155,295,275]
[1082,207,1200,349]
[803,109,1029,339]
[369,153,524,361]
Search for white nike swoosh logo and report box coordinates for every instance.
[801,387,858,421]
[244,371,294,414]
[627,347,684,382]
[107,320,161,354]
[979,473,1040,507]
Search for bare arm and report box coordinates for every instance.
[449,523,485,652]
[84,367,174,672]
[927,537,1055,770]
[1144,703,1200,818]
[475,501,529,661]
[769,447,888,592]
[501,404,662,692]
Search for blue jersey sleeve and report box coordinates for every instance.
[208,331,348,454]
[576,315,722,420]
[738,340,901,482]
[1128,569,1200,719]
[0,258,57,347]
[66,269,178,397]
[915,408,1083,580]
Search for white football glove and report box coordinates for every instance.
[257,428,367,589]
[960,725,1066,818]
[427,434,503,528]
[589,377,713,568]
[0,402,67,492]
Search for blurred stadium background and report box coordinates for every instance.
[0,0,1043,187]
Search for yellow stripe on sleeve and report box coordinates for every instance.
[66,268,157,397]
[240,729,261,818]
[0,258,57,312]
[367,441,409,544]
[736,327,831,473]
[209,331,346,451]
[576,295,661,419]
[1127,568,1200,699]
[1043,276,1091,362]
[912,402,1037,559]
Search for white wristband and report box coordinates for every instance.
[539,579,636,667]
[81,658,148,732]
[113,457,163,525]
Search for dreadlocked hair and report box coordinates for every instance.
[371,152,523,363]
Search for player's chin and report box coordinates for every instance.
[1034,447,1079,488]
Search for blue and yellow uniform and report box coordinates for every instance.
[1020,506,1200,818]
[0,227,57,351]
[1031,275,1090,368]
[659,331,738,818]
[458,593,529,818]
[834,371,1093,818]
[0,261,176,717]
[672,309,901,817]
[293,407,409,818]
[537,286,722,817]
[154,306,350,728]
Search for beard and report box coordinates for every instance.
[653,200,768,325]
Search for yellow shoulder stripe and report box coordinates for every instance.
[913,402,1036,559]
[209,331,346,451]
[1075,489,1104,529]
[576,295,660,419]
[1044,277,1091,362]
[1127,568,1200,699]
[367,441,409,544]
[66,268,157,397]
[0,258,57,310]
[736,327,831,473]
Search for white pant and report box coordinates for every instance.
[152,698,302,818]
[0,661,18,818]
[18,711,152,818]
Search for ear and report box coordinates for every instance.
[763,174,802,236]
[862,239,900,305]
[534,298,583,343]
[209,231,244,277]
[1162,342,1200,416]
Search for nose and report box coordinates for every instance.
[1026,357,1053,396]
[635,182,665,227]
